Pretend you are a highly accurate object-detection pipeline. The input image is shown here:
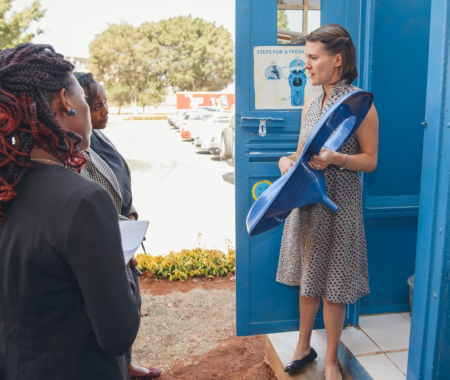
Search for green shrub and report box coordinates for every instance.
[136,248,235,282]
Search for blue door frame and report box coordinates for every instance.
[408,1,450,378]
[235,0,450,377]
[236,0,430,335]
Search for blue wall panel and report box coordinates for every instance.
[324,0,431,315]
[359,0,431,315]
[362,217,418,314]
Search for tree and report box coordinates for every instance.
[0,0,45,49]
[104,82,130,114]
[137,78,166,112]
[277,10,289,30]
[89,16,235,111]
[90,23,164,111]
[145,16,234,92]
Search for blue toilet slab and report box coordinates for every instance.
[246,90,374,237]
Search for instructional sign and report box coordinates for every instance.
[254,46,322,110]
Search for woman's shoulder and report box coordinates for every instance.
[93,129,116,148]
[35,165,109,200]
[15,165,114,223]
[334,80,359,91]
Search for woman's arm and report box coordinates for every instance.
[278,98,313,175]
[308,104,379,173]
[62,186,140,356]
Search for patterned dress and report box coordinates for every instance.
[276,81,370,304]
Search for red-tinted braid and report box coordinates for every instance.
[0,43,87,221]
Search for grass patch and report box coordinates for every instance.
[132,288,235,371]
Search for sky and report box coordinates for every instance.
[11,0,236,58]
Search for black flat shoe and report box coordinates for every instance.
[284,347,318,373]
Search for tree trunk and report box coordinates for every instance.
[132,84,138,115]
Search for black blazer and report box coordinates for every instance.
[0,164,140,380]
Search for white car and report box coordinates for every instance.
[171,109,191,129]
[209,114,235,164]
[194,114,232,153]
[180,110,214,140]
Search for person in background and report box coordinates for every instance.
[277,24,379,380]
[75,72,161,380]
[0,44,140,380]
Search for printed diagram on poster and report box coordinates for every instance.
[254,46,322,109]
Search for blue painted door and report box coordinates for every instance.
[235,0,319,336]
[236,0,431,335]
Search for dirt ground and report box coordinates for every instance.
[139,272,236,296]
[139,273,276,380]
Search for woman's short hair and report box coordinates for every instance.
[307,23,358,84]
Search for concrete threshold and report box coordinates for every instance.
[265,330,372,380]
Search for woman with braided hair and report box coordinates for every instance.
[0,44,140,380]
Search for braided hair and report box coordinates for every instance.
[0,43,87,221]
[74,72,98,108]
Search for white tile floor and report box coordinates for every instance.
[340,313,411,379]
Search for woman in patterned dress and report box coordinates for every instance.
[277,24,379,380]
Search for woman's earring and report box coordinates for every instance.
[69,109,76,116]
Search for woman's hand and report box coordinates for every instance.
[308,148,336,170]
[130,258,138,267]
[279,156,295,175]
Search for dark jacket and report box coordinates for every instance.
[0,163,140,380]
[81,129,138,221]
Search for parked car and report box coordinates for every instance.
[180,111,213,140]
[171,109,191,129]
[194,106,224,113]
[172,107,225,129]
[209,114,235,165]
[194,114,232,152]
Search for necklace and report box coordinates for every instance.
[30,158,64,167]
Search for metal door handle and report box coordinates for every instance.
[259,120,267,137]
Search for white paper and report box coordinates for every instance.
[119,220,149,263]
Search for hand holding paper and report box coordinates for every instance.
[119,220,149,264]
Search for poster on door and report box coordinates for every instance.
[254,46,322,109]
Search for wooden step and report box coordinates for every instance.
[265,331,357,380]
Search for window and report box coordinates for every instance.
[277,0,321,44]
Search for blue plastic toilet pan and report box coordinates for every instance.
[246,90,373,237]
